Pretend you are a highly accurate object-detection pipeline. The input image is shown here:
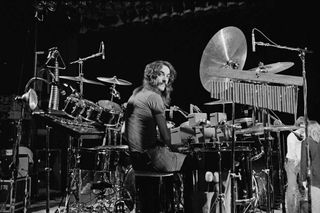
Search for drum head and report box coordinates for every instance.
[97,100,122,114]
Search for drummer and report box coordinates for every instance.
[123,60,197,212]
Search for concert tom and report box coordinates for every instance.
[80,99,102,123]
[62,95,84,118]
[97,100,123,127]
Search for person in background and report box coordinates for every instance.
[284,116,306,213]
[300,120,320,212]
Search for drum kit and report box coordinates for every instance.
[55,74,134,213]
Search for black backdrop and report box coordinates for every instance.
[1,0,319,124]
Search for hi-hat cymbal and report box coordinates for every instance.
[200,26,247,92]
[59,76,104,85]
[248,62,294,74]
[97,76,132,86]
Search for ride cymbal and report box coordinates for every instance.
[59,76,104,85]
[200,26,247,92]
[248,62,294,74]
[97,76,132,86]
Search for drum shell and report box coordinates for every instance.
[97,109,122,126]
[80,100,102,122]
[192,146,253,200]
[78,146,130,171]
[62,96,85,117]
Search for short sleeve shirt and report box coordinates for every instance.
[125,88,165,152]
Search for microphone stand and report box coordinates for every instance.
[256,40,312,212]
[70,46,103,97]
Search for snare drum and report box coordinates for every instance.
[63,95,84,117]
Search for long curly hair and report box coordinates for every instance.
[142,60,177,106]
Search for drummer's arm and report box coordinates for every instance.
[155,113,175,150]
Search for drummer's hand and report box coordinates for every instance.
[166,144,178,152]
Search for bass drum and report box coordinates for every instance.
[252,171,274,210]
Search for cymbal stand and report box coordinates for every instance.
[211,141,224,213]
[262,109,274,213]
[45,126,52,213]
[230,101,238,213]
[275,130,286,213]
[70,42,104,97]
[255,31,313,212]
[56,137,83,213]
[110,83,121,102]
[9,106,23,213]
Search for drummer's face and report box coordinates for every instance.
[156,65,170,91]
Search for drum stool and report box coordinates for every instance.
[134,171,175,213]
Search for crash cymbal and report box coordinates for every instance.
[248,62,294,74]
[200,26,247,92]
[204,100,234,105]
[97,76,132,86]
[59,76,104,85]
[97,100,122,113]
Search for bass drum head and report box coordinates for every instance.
[252,171,274,210]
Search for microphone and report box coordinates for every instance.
[252,29,256,52]
[101,41,105,60]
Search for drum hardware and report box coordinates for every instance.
[68,41,105,97]
[97,76,132,86]
[248,61,294,74]
[59,76,104,86]
[97,76,132,103]
[45,47,66,111]
[76,145,133,213]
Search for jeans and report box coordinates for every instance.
[284,158,302,213]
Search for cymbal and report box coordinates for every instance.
[97,100,122,113]
[199,26,247,92]
[248,62,294,74]
[59,76,104,85]
[81,145,129,151]
[236,124,299,135]
[97,76,132,86]
[204,100,233,105]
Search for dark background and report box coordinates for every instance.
[0,0,319,123]
[0,0,319,204]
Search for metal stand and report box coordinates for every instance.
[254,29,313,212]
[10,117,23,213]
[45,126,52,213]
[230,101,237,213]
[70,42,104,97]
